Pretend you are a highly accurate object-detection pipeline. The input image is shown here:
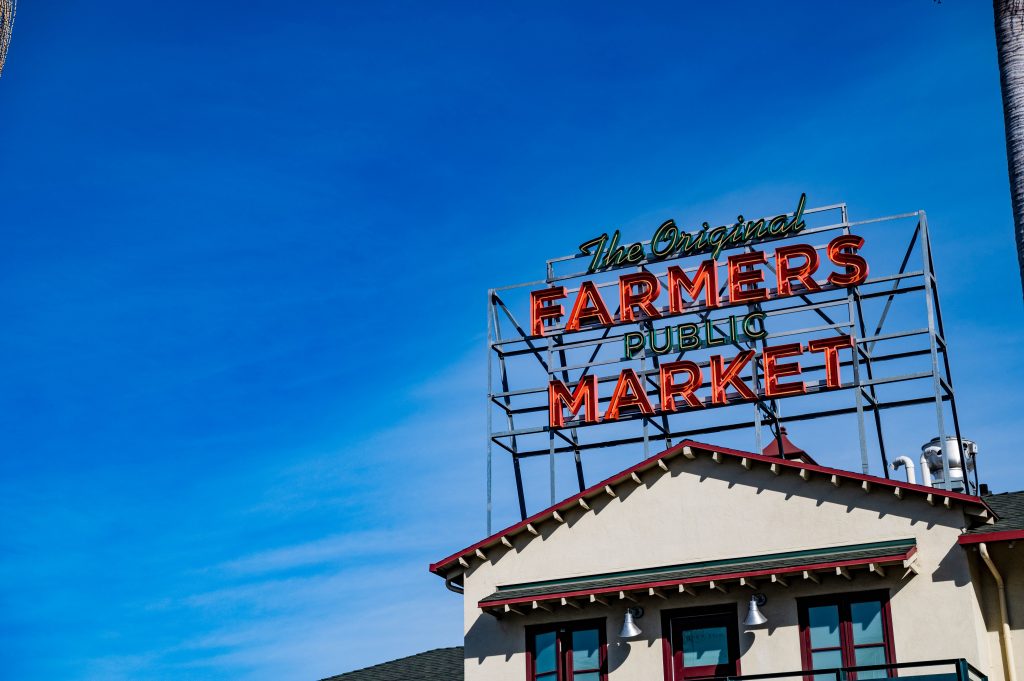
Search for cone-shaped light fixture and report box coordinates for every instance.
[744,594,768,627]
[619,607,643,639]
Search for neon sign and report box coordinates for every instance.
[529,203,870,428]
[578,194,808,273]
[486,197,965,524]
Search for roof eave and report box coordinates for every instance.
[478,545,918,612]
[958,529,1024,545]
[430,439,994,577]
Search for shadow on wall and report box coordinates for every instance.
[608,637,634,673]
[465,608,534,664]
[934,542,975,587]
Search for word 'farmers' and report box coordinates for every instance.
[530,234,868,336]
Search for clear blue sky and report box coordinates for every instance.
[1,2,1021,680]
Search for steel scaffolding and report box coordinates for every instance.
[486,203,967,532]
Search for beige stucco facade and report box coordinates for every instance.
[967,541,1024,681]
[441,449,1022,681]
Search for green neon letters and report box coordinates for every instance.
[581,194,807,274]
[623,312,768,359]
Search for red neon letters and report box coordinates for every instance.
[826,235,869,287]
[529,235,868,336]
[763,343,805,398]
[565,281,614,332]
[727,252,769,305]
[534,234,867,428]
[548,375,599,427]
[775,244,822,297]
[530,286,565,336]
[667,260,719,312]
[619,272,662,322]
[546,338,857,427]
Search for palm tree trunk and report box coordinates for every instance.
[995,0,1024,303]
[0,0,16,78]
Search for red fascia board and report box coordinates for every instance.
[682,440,989,507]
[429,438,991,576]
[477,548,915,609]
[428,440,694,574]
[958,529,1024,545]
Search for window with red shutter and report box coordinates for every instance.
[526,619,607,681]
[798,591,896,681]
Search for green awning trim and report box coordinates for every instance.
[480,538,915,605]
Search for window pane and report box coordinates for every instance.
[572,673,600,681]
[808,605,841,649]
[571,629,600,671]
[850,601,884,645]
[682,626,728,667]
[854,645,887,678]
[534,631,557,674]
[811,649,843,680]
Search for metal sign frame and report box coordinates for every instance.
[485,202,966,532]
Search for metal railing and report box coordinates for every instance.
[723,659,987,681]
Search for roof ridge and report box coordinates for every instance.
[429,439,992,577]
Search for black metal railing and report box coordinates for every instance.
[723,659,987,681]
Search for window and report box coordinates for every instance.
[798,591,896,680]
[527,619,606,681]
[661,605,741,681]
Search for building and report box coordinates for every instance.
[429,439,1023,681]
[324,200,1021,681]
[319,647,464,681]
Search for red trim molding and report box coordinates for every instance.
[478,549,915,610]
[430,438,991,577]
[958,529,1024,545]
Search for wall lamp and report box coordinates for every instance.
[744,593,768,627]
[619,607,644,639]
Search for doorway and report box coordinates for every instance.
[662,605,741,681]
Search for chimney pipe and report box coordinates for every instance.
[890,457,917,485]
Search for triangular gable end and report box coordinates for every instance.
[430,440,994,582]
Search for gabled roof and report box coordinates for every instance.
[478,539,917,615]
[430,439,994,579]
[958,491,1024,544]
[319,647,464,681]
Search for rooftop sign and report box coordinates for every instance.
[485,197,964,529]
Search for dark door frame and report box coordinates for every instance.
[661,604,741,681]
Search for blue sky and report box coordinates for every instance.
[1,2,1022,680]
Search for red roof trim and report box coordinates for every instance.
[957,529,1024,545]
[477,548,916,609]
[429,439,992,576]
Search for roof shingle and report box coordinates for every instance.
[964,491,1024,536]
[319,647,464,681]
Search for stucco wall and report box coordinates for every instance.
[968,541,1024,681]
[458,455,992,681]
